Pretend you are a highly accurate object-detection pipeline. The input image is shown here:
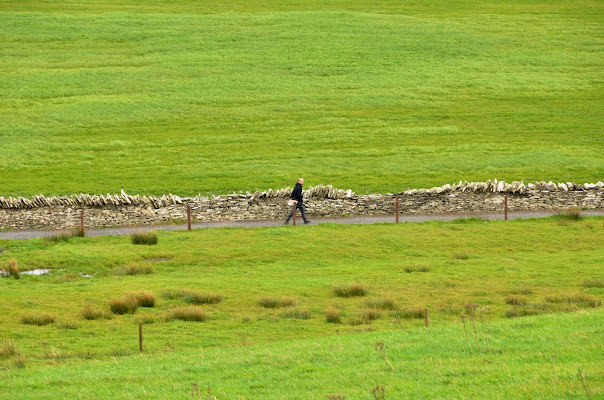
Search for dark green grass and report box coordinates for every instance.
[1,0,602,196]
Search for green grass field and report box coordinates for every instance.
[1,217,602,398]
[1,0,603,196]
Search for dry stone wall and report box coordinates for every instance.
[0,181,602,230]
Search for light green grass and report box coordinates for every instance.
[0,218,602,397]
[1,0,602,196]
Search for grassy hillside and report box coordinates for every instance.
[1,1,602,196]
[0,217,602,397]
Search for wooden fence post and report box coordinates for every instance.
[504,196,508,221]
[139,322,143,352]
[187,204,192,231]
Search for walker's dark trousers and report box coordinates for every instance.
[285,203,308,223]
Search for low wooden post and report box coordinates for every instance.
[292,202,297,226]
[424,308,429,327]
[395,195,399,224]
[80,210,85,233]
[139,322,143,352]
[504,196,508,221]
[187,204,192,231]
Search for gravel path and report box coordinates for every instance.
[1,210,602,240]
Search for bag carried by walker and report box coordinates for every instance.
[287,199,297,207]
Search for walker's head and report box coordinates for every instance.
[298,178,304,185]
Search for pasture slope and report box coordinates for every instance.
[1,0,603,196]
[0,217,603,398]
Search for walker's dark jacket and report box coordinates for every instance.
[290,183,303,203]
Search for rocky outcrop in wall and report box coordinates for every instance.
[0,181,602,230]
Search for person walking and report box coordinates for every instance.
[284,178,311,224]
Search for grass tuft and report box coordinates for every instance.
[349,316,368,326]
[44,229,85,244]
[452,252,470,260]
[57,320,80,330]
[505,296,528,305]
[118,262,154,276]
[404,265,430,273]
[324,308,341,323]
[258,296,296,308]
[5,259,20,279]
[583,279,604,289]
[20,313,56,326]
[169,307,207,322]
[552,208,582,221]
[279,307,311,320]
[362,308,381,321]
[81,305,107,320]
[130,231,158,245]
[545,294,602,308]
[0,340,18,359]
[366,298,396,310]
[391,307,426,319]
[509,286,534,295]
[182,290,223,305]
[333,284,367,298]
[132,291,156,308]
[108,296,139,315]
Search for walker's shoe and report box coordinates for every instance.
[304,220,312,224]
[284,221,290,225]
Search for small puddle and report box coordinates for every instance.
[79,273,95,278]
[22,268,51,275]
[1,268,51,277]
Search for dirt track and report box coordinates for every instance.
[1,209,602,241]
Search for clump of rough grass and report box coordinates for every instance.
[349,316,369,326]
[5,258,20,279]
[0,340,18,359]
[108,296,139,315]
[81,305,108,320]
[182,290,223,305]
[583,279,604,288]
[117,262,154,276]
[366,298,396,310]
[505,304,548,318]
[57,320,80,330]
[552,208,582,221]
[12,354,26,368]
[279,307,311,320]
[452,252,469,260]
[404,265,430,273]
[505,296,528,306]
[21,313,56,326]
[169,307,206,322]
[453,217,487,224]
[545,293,602,308]
[324,308,341,323]
[509,286,534,295]
[362,308,381,321]
[132,290,156,308]
[44,229,85,244]
[326,394,346,400]
[333,284,368,298]
[391,307,426,319]
[130,231,158,245]
[258,296,296,308]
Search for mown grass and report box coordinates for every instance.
[0,218,602,397]
[0,1,602,197]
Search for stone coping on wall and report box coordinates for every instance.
[1,180,603,210]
